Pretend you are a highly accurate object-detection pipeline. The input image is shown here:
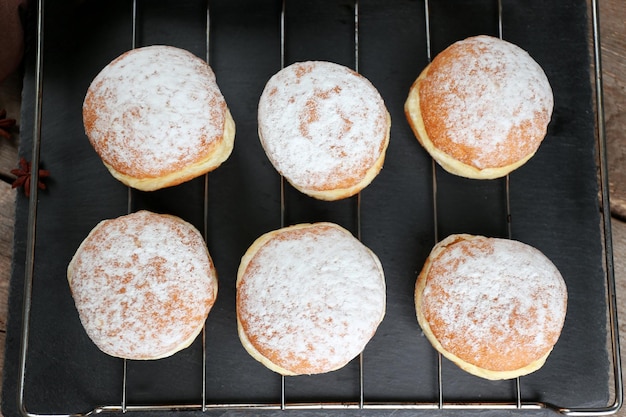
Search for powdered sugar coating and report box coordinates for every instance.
[419,235,567,373]
[237,223,386,375]
[258,61,390,194]
[67,211,217,360]
[83,45,227,178]
[419,35,553,169]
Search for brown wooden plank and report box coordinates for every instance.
[598,0,626,220]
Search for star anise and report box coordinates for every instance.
[11,157,50,197]
[0,109,17,139]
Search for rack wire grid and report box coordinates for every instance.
[12,0,623,415]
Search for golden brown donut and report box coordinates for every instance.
[258,61,391,200]
[405,35,553,179]
[67,210,218,360]
[415,234,567,380]
[83,45,235,191]
[236,222,386,375]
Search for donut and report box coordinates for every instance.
[236,222,386,375]
[67,210,218,360]
[405,35,554,179]
[258,61,391,201]
[415,234,567,380]
[83,45,235,191]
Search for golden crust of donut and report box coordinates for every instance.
[236,223,386,375]
[258,61,391,201]
[405,35,553,179]
[83,45,235,191]
[67,210,218,360]
[102,110,235,191]
[415,234,567,380]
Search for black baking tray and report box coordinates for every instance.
[2,0,615,416]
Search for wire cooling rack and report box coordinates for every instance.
[12,0,622,415]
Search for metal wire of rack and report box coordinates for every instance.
[13,0,623,415]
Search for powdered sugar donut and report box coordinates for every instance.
[83,45,235,191]
[236,223,386,375]
[258,61,391,200]
[405,35,553,179]
[67,210,218,360]
[415,234,567,380]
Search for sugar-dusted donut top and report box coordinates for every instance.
[419,35,554,170]
[258,61,389,192]
[83,45,227,179]
[237,223,386,375]
[420,235,567,372]
[68,210,217,360]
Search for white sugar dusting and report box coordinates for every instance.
[84,45,226,177]
[69,211,216,359]
[424,36,553,168]
[423,237,567,365]
[239,225,386,373]
[258,61,389,190]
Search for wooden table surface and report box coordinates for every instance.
[0,0,624,414]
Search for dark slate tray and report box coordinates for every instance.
[2,0,611,416]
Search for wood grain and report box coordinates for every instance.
[598,0,626,221]
[0,51,21,417]
[0,69,21,332]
